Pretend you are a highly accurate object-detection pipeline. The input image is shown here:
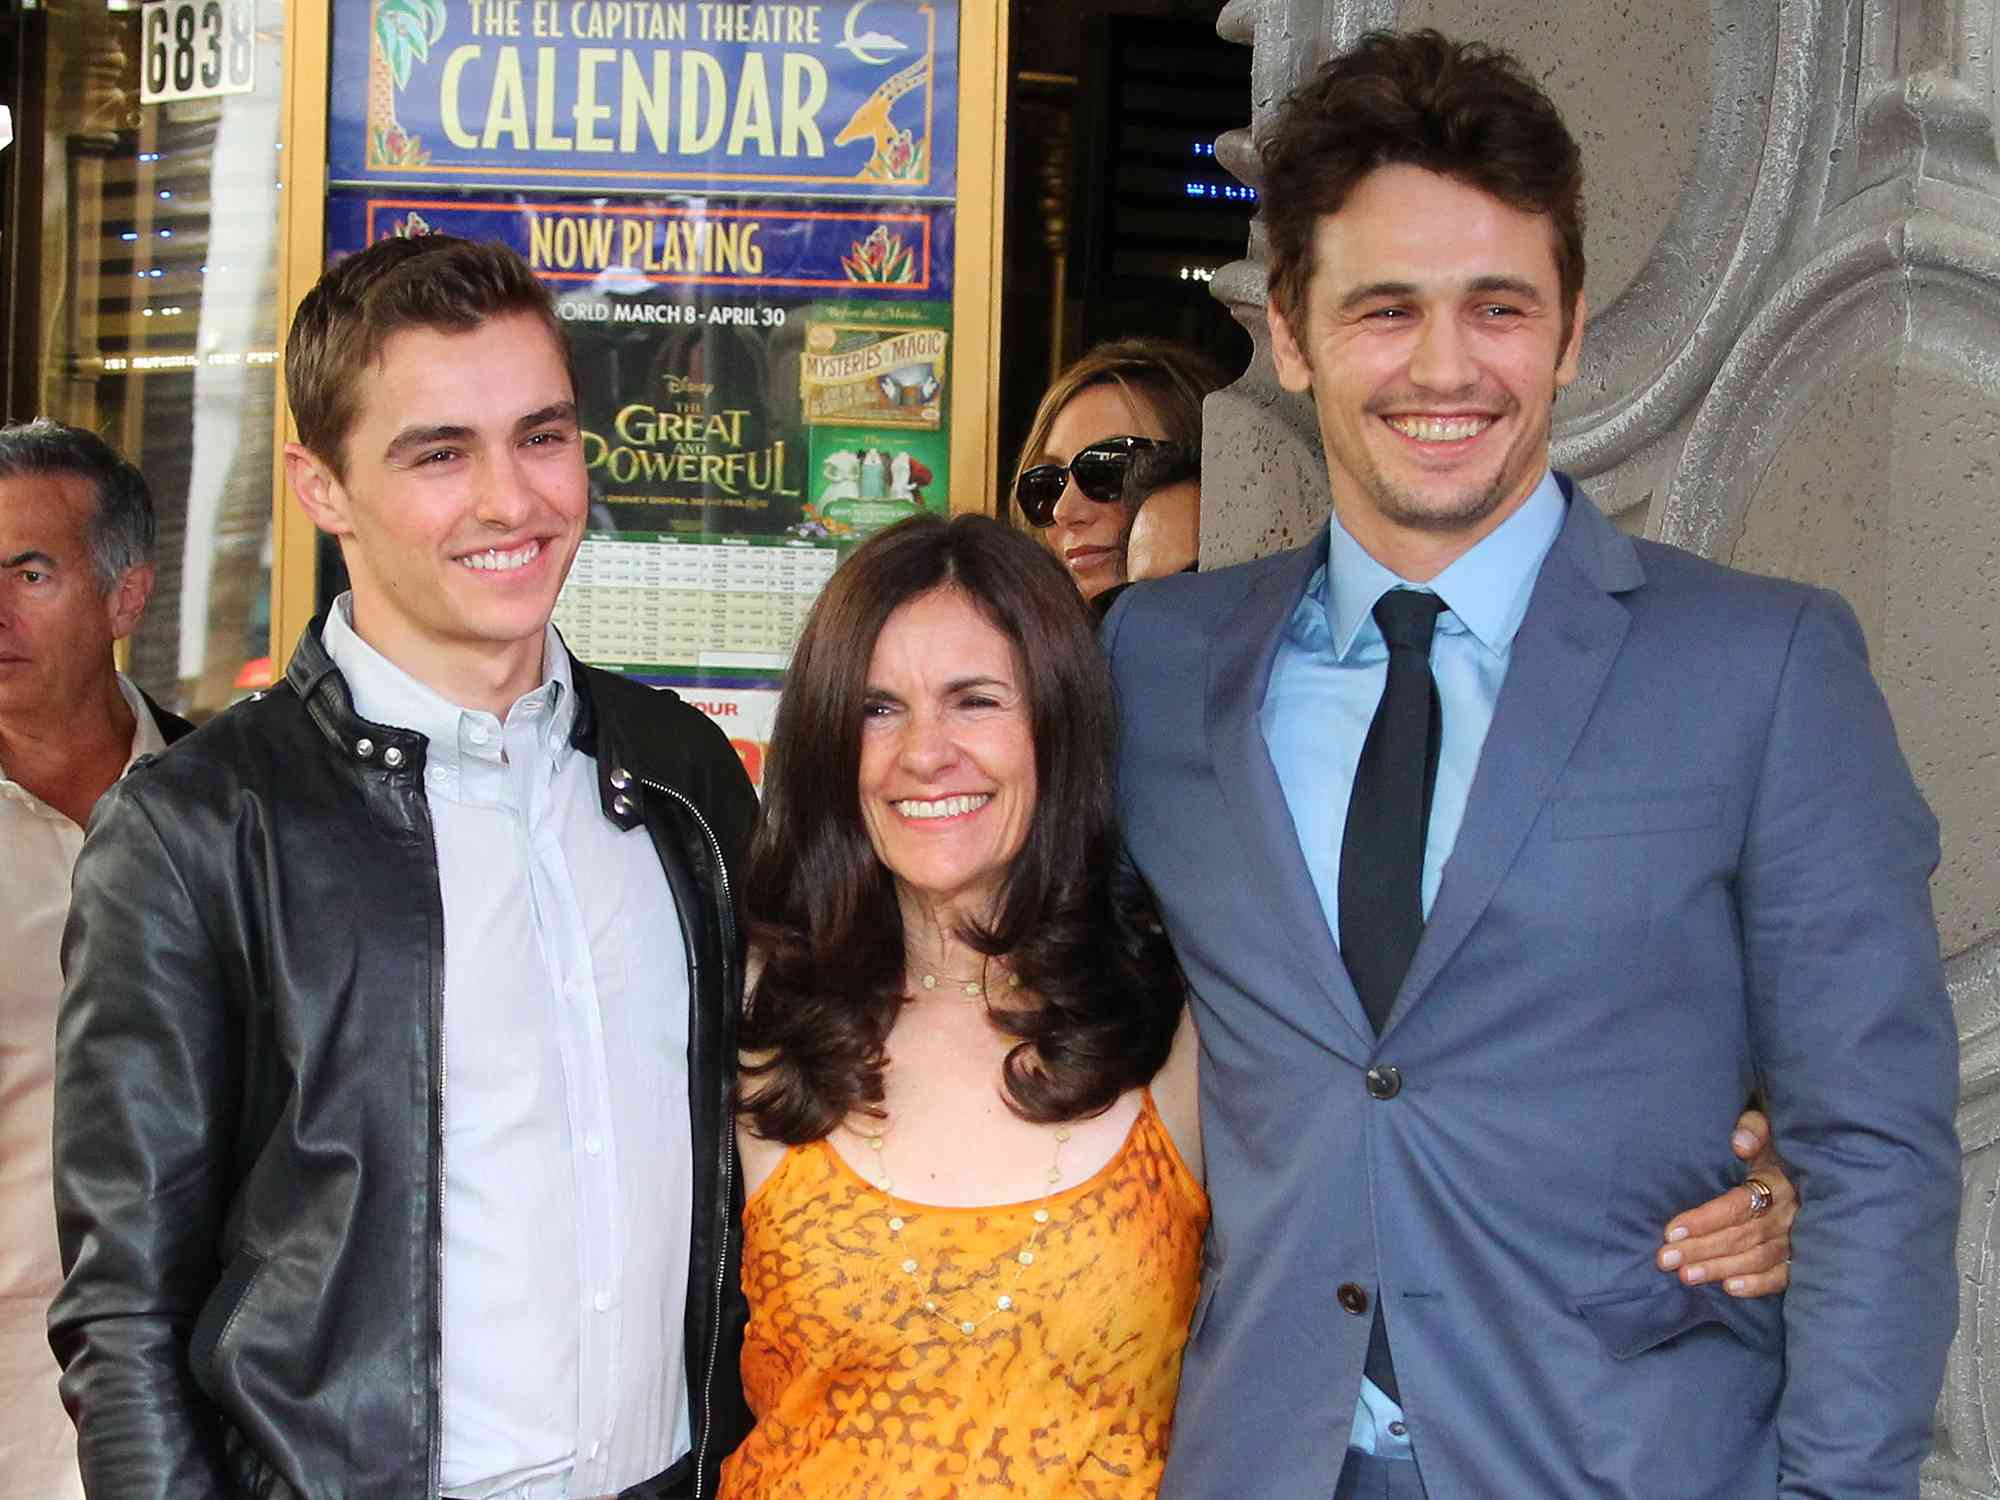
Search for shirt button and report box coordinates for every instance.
[469,724,490,745]
[1336,1282,1370,1316]
[584,1132,602,1156]
[1365,1065,1403,1100]
[594,1290,611,1312]
[1388,1421,1408,1438]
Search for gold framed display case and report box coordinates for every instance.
[6,3,1008,699]
[266,0,1010,672]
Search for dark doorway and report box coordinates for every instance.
[999,3,1252,505]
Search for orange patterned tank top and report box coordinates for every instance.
[719,1091,1209,1500]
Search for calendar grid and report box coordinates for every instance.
[554,534,841,674]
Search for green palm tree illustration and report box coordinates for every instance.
[369,0,448,165]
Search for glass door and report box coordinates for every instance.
[6,0,292,718]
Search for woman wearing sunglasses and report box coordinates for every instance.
[1012,339,1227,600]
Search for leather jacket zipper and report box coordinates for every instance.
[641,776,737,1500]
[422,802,448,1500]
[299,676,449,1497]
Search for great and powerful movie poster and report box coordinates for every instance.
[326,3,964,786]
[323,193,954,569]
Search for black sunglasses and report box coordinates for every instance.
[1015,436,1195,526]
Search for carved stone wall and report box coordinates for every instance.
[1206,2,2000,1490]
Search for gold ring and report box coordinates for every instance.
[1743,1176,1775,1218]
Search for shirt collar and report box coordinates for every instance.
[1319,468,1566,658]
[320,594,576,776]
[116,672,169,768]
[0,671,170,818]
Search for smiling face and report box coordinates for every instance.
[284,311,586,715]
[1268,164,1584,581]
[0,471,151,726]
[857,587,1038,931]
[1038,382,1170,599]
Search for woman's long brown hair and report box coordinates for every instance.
[736,514,1183,1144]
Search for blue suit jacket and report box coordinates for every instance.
[1107,485,1959,1499]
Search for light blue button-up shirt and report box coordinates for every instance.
[1258,470,1566,1458]
[323,599,694,1499]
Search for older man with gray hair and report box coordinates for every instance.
[0,418,191,1499]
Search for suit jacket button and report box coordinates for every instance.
[1337,1282,1370,1316]
[1365,1065,1402,1099]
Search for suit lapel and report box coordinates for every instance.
[1206,534,1377,1058]
[1385,488,1646,1034]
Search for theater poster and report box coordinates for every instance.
[324,2,973,788]
[328,0,959,200]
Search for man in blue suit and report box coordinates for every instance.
[1107,30,1960,1500]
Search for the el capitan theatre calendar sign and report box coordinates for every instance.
[328,0,958,199]
[325,1,968,789]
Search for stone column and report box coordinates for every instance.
[1206,2,2000,1490]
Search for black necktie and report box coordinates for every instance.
[1339,589,1446,1032]
[1338,587,1445,1408]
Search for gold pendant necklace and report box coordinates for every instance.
[916,969,1025,1003]
[859,1122,1069,1337]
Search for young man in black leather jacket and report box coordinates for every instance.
[51,234,757,1500]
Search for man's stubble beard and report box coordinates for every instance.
[1361,462,1515,535]
[1351,392,1551,537]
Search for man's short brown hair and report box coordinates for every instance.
[1260,30,1586,344]
[284,233,571,473]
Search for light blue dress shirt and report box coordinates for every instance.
[1258,470,1567,1459]
[323,599,695,1499]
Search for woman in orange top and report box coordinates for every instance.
[719,515,1795,1500]
[725,515,1201,1500]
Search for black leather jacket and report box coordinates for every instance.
[51,624,757,1500]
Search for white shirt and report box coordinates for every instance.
[0,675,167,1500]
[322,601,694,1499]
